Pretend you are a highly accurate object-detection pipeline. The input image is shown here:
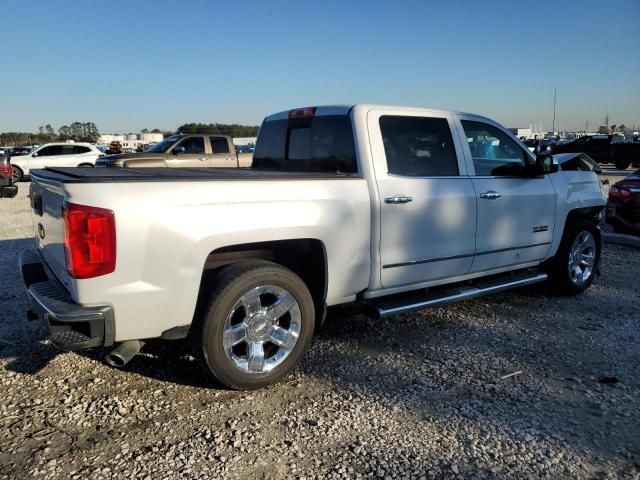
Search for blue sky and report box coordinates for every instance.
[2,0,639,133]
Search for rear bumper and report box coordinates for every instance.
[0,185,17,198]
[20,249,115,350]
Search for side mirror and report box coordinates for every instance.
[32,152,38,157]
[534,154,558,175]
[173,145,186,155]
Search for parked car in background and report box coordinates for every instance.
[9,146,32,156]
[95,134,252,168]
[552,135,640,170]
[11,142,103,182]
[21,104,605,390]
[0,157,18,198]
[236,144,255,154]
[606,168,640,234]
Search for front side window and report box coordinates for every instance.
[380,116,458,177]
[37,145,62,156]
[210,136,230,154]
[176,137,205,154]
[461,120,528,176]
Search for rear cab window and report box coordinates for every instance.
[253,113,358,174]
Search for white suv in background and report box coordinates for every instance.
[11,142,103,182]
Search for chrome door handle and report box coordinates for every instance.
[480,191,501,200]
[225,157,235,161]
[199,157,207,161]
[385,195,413,204]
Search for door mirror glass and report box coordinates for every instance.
[173,145,186,155]
[534,154,558,175]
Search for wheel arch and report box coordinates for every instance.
[198,238,328,326]
[549,206,603,258]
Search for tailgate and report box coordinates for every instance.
[29,177,71,287]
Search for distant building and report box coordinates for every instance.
[233,137,257,146]
[99,132,163,145]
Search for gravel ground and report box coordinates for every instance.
[1,182,639,480]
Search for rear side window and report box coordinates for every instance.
[61,145,76,155]
[210,136,230,154]
[253,115,357,173]
[73,145,91,154]
[380,116,459,177]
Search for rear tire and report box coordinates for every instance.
[546,220,601,295]
[194,261,315,390]
[11,165,23,182]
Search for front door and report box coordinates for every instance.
[457,118,556,272]
[167,136,209,167]
[368,109,477,289]
[29,144,63,170]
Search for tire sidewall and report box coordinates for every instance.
[554,221,601,294]
[12,166,23,182]
[201,264,315,390]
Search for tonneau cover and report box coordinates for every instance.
[30,167,359,183]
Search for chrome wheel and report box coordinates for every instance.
[568,231,596,286]
[223,285,301,374]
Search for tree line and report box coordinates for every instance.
[0,122,260,147]
[177,123,259,137]
[0,122,101,146]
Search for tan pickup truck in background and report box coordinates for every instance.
[95,134,252,168]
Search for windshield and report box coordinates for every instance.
[145,135,180,153]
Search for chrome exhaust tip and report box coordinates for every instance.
[105,340,144,368]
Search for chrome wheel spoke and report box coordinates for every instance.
[223,324,246,349]
[269,326,298,351]
[247,341,265,372]
[265,292,296,322]
[241,288,262,316]
[224,285,301,375]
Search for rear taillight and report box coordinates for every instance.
[0,161,11,179]
[609,186,631,199]
[63,202,116,279]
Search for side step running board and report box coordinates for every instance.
[366,272,547,319]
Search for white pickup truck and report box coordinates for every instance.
[21,105,606,390]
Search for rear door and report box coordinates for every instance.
[208,136,238,167]
[368,108,477,288]
[166,136,209,167]
[56,144,82,167]
[457,117,556,272]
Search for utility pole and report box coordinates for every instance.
[585,120,589,133]
[605,114,610,130]
[552,89,557,134]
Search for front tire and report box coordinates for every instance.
[77,163,94,168]
[614,158,631,170]
[547,220,601,295]
[196,261,315,390]
[12,165,23,182]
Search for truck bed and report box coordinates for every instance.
[31,167,359,183]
